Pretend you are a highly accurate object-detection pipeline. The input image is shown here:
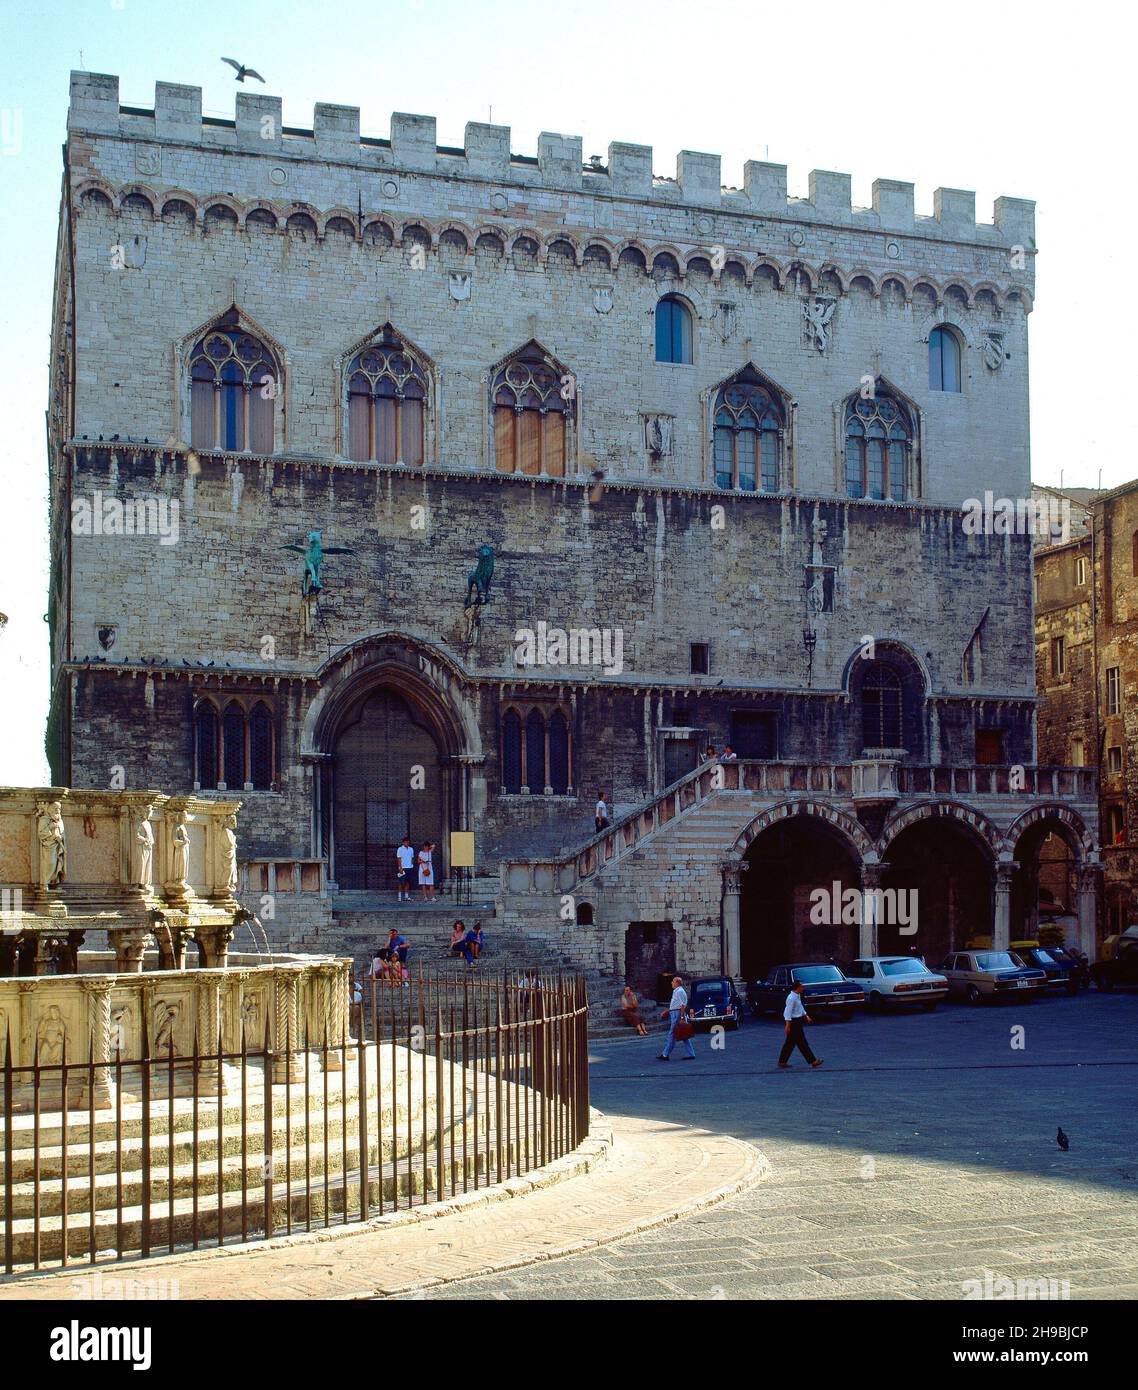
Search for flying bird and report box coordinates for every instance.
[222,58,265,84]
[1056,1126,1070,1152]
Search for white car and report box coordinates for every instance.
[845,956,949,1011]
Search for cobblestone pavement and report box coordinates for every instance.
[417,992,1138,1300]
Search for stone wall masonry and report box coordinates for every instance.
[64,189,1031,509]
[65,451,1036,697]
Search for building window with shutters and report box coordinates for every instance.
[500,703,573,796]
[844,386,914,501]
[712,366,786,492]
[860,662,903,750]
[1107,666,1121,715]
[344,325,428,465]
[491,340,573,477]
[655,296,693,364]
[189,309,279,453]
[193,696,277,792]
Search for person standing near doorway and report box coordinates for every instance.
[778,981,823,1069]
[395,836,415,902]
[418,841,436,901]
[657,975,695,1061]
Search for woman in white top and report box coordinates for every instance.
[417,842,435,900]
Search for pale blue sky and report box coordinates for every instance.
[0,0,1129,784]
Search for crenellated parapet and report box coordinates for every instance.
[67,72,1035,274]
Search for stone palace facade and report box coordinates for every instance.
[44,70,1100,986]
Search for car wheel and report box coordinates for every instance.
[967,985,982,1006]
[869,991,883,1012]
[1097,973,1113,993]
[921,1000,937,1011]
[1066,981,1079,997]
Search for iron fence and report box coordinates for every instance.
[1,970,590,1274]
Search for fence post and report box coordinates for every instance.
[3,1024,11,1274]
[434,998,444,1203]
[262,1020,274,1240]
[357,1009,369,1221]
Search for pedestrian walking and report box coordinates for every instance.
[395,836,415,901]
[595,792,609,833]
[778,981,823,1068]
[418,841,435,900]
[657,975,696,1060]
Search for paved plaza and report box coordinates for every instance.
[419,992,1138,1300]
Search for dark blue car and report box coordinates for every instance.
[749,963,866,1021]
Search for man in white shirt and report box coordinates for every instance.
[395,836,415,901]
[657,975,696,1060]
[595,793,609,834]
[778,980,823,1068]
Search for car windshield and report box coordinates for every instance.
[881,959,928,976]
[1043,948,1071,964]
[791,966,844,983]
[691,983,724,1000]
[975,952,1018,970]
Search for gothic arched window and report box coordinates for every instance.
[492,341,571,477]
[501,710,522,793]
[845,388,913,501]
[346,326,427,465]
[190,311,277,453]
[655,296,692,364]
[928,325,962,393]
[713,368,784,492]
[500,705,573,795]
[194,702,218,789]
[861,662,903,749]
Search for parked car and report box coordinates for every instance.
[934,950,1048,1004]
[1009,943,1082,995]
[687,975,746,1030]
[1090,925,1138,992]
[1044,945,1091,989]
[749,964,865,1021]
[844,956,948,1010]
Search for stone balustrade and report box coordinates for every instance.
[500,759,1099,896]
[239,858,328,898]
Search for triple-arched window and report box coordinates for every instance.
[655,296,692,364]
[346,326,427,464]
[500,705,572,794]
[713,367,785,492]
[190,311,278,452]
[928,325,962,393]
[194,698,276,791]
[844,389,913,501]
[492,341,572,477]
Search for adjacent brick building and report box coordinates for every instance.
[1036,484,1136,942]
[44,70,1100,981]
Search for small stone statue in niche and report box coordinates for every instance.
[37,800,66,889]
